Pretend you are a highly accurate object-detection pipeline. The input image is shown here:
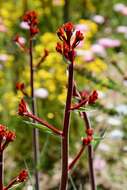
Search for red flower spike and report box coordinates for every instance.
[88,90,98,104]
[17,170,28,182]
[56,42,63,54]
[23,10,39,37]
[63,22,74,32]
[63,42,70,59]
[30,27,39,36]
[18,99,28,116]
[80,90,89,99]
[0,125,6,137]
[82,136,93,145]
[72,31,84,48]
[86,128,94,136]
[56,22,84,63]
[5,131,16,142]
[23,11,38,26]
[13,35,25,50]
[57,27,66,41]
[16,82,25,91]
[63,22,74,41]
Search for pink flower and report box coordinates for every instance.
[34,88,49,99]
[53,0,62,6]
[113,3,125,12]
[94,157,106,171]
[76,50,95,62]
[116,26,127,34]
[20,21,30,29]
[91,44,106,57]
[121,6,127,16]
[75,24,89,33]
[92,15,105,24]
[0,18,7,33]
[0,54,8,62]
[98,38,121,48]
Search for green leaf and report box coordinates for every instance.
[93,128,107,151]
[23,120,53,135]
[8,183,23,189]
[78,106,97,112]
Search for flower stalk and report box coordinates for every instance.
[82,112,96,190]
[68,145,85,171]
[60,62,74,190]
[29,35,40,190]
[0,151,3,190]
[56,22,84,190]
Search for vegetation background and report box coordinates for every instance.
[1,0,127,189]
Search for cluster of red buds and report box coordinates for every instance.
[82,128,94,145]
[71,89,98,110]
[23,10,39,37]
[36,48,49,69]
[18,99,28,116]
[0,124,16,151]
[0,124,28,189]
[16,82,28,97]
[88,90,98,104]
[16,82,25,91]
[13,34,26,51]
[17,169,28,182]
[18,99,63,136]
[56,22,84,62]
[3,170,28,190]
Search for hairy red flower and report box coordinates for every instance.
[82,136,93,145]
[56,42,62,54]
[17,170,28,182]
[86,128,94,136]
[88,90,98,104]
[63,42,70,59]
[13,34,25,50]
[23,11,38,26]
[72,30,84,48]
[56,22,83,63]
[57,27,66,41]
[5,131,16,142]
[80,90,89,99]
[16,82,25,91]
[0,125,6,139]
[23,10,39,37]
[30,27,39,36]
[63,22,74,32]
[18,99,28,116]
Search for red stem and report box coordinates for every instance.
[68,145,85,171]
[3,178,17,190]
[26,113,63,136]
[72,84,96,190]
[0,151,3,190]
[70,98,88,110]
[60,63,74,190]
[29,38,40,190]
[82,112,96,190]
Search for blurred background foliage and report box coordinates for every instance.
[1,0,127,189]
